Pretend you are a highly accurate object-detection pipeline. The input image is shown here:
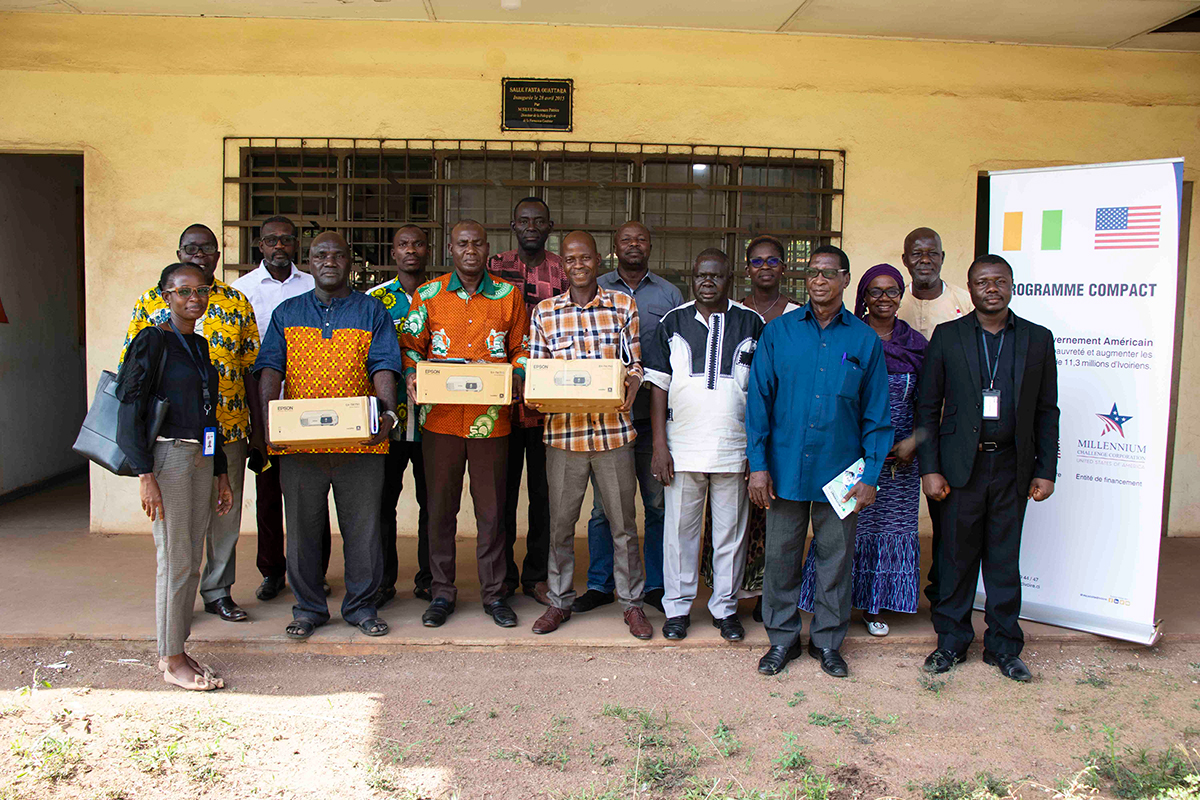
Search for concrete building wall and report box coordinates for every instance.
[0,154,87,495]
[0,13,1197,533]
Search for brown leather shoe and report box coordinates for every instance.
[624,606,653,640]
[523,581,552,607]
[532,606,571,634]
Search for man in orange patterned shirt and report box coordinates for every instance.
[254,232,403,642]
[400,220,531,629]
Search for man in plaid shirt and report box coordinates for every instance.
[526,231,653,640]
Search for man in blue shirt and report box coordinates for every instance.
[746,245,892,678]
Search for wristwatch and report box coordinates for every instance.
[382,409,400,427]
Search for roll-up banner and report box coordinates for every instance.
[985,158,1183,645]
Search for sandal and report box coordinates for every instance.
[863,615,890,637]
[286,619,318,640]
[163,668,219,692]
[350,617,389,637]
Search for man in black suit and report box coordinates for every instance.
[915,254,1059,682]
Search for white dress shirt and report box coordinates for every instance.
[231,262,315,336]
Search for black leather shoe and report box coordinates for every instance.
[713,615,745,641]
[923,648,968,674]
[204,597,248,622]
[372,586,397,609]
[644,588,665,613]
[752,597,763,623]
[255,575,286,602]
[757,642,804,675]
[808,641,848,678]
[421,598,455,627]
[983,650,1032,682]
[414,586,433,601]
[485,600,518,628]
[662,615,690,640]
[571,589,614,613]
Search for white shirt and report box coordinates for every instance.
[231,262,315,336]
[897,280,973,341]
[643,300,764,473]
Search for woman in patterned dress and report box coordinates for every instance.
[798,263,927,636]
[700,236,801,623]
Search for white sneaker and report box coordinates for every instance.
[864,617,889,637]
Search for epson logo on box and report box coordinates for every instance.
[277,405,294,411]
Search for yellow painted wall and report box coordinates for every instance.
[1,12,1198,535]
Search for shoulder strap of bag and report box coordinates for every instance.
[149,326,170,398]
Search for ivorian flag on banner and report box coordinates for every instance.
[1002,209,1063,251]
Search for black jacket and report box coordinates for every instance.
[915,311,1059,490]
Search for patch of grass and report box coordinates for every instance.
[11,733,83,782]
[1077,669,1112,689]
[491,748,522,762]
[787,691,806,707]
[1085,739,1197,799]
[919,667,956,694]
[600,703,636,722]
[487,709,498,719]
[446,702,474,726]
[555,783,626,800]
[363,762,399,793]
[122,729,181,774]
[713,719,741,757]
[628,751,690,792]
[807,712,853,731]
[910,771,1012,800]
[772,733,812,774]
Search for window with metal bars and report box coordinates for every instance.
[223,139,844,299]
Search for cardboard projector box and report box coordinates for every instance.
[416,361,513,405]
[525,358,627,413]
[269,396,379,448]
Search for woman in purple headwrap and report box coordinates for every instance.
[799,263,928,636]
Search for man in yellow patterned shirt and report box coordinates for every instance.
[121,223,262,623]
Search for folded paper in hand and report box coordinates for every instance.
[822,458,865,520]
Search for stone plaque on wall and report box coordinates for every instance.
[501,78,573,132]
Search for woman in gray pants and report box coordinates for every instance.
[118,262,233,691]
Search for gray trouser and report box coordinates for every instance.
[546,443,644,611]
[663,471,749,620]
[200,437,246,603]
[764,499,857,650]
[152,440,214,657]
[280,453,384,626]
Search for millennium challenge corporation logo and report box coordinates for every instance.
[1076,401,1146,471]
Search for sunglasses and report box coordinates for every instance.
[180,243,218,255]
[166,286,212,300]
[748,256,785,268]
[803,267,847,280]
[865,287,902,299]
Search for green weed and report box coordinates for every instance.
[787,691,806,707]
[10,733,82,782]
[807,711,853,731]
[446,702,474,726]
[910,770,1012,800]
[713,719,742,757]
[1085,741,1197,799]
[772,733,812,773]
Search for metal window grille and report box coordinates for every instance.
[223,138,844,298]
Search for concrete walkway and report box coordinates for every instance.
[1,475,1194,653]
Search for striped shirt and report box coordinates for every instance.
[528,287,642,452]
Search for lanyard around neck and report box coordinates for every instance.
[980,328,1005,391]
[168,319,212,415]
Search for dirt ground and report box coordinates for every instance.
[0,639,1197,800]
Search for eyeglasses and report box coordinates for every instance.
[748,256,785,268]
[803,267,847,280]
[180,243,218,255]
[865,287,902,299]
[259,235,298,247]
[166,286,212,300]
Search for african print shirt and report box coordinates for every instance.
[643,301,764,473]
[120,279,259,443]
[367,277,420,442]
[253,290,404,455]
[528,287,642,453]
[488,249,569,429]
[399,271,530,440]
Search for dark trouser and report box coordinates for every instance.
[381,439,430,593]
[502,425,551,592]
[764,499,858,651]
[923,496,944,606]
[280,453,383,626]
[932,447,1027,657]
[422,430,508,606]
[256,455,330,580]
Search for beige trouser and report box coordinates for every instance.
[152,440,214,657]
[545,443,644,611]
[663,471,749,620]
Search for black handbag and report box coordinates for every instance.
[73,327,171,476]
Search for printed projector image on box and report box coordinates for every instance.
[269,396,379,448]
[525,358,627,413]
[415,361,513,405]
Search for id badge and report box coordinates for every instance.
[203,427,217,457]
[982,390,1001,421]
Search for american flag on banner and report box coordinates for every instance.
[1094,205,1161,250]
